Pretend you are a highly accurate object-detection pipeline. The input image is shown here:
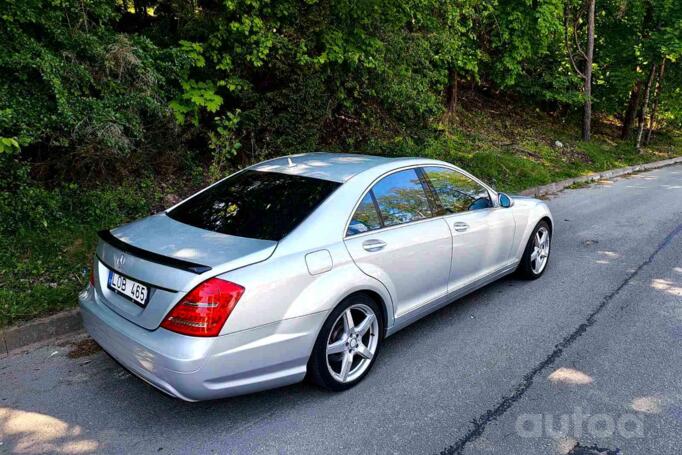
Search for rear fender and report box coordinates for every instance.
[219,242,394,335]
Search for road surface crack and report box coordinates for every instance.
[438,222,682,455]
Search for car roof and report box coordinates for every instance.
[249,152,419,183]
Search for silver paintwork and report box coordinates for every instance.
[250,152,397,182]
[80,153,553,400]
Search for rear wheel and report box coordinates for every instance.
[308,294,383,391]
[517,221,551,279]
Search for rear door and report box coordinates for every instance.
[344,168,452,317]
[422,166,516,291]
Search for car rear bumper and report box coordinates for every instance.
[78,286,327,401]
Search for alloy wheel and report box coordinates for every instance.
[325,304,379,383]
[530,226,550,274]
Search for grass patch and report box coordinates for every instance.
[565,181,591,190]
[0,227,96,326]
[410,101,682,193]
[0,184,159,327]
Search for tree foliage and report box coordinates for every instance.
[0,0,189,180]
[1,0,681,182]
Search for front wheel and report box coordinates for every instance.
[517,220,552,279]
[308,294,383,391]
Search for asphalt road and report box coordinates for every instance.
[1,164,681,455]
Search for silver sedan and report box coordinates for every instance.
[79,153,553,401]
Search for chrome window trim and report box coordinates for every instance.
[343,163,499,239]
[344,165,432,238]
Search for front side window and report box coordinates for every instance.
[423,166,492,214]
[168,170,340,241]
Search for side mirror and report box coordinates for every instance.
[499,192,514,208]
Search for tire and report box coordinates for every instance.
[516,220,552,280]
[308,293,384,392]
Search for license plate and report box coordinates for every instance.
[107,270,149,307]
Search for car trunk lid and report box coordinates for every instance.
[94,213,277,330]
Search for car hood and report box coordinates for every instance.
[510,194,544,207]
[509,194,535,200]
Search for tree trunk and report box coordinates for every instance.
[446,69,458,116]
[636,63,657,150]
[645,58,666,145]
[621,79,643,139]
[636,94,646,130]
[582,0,595,141]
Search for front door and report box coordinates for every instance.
[422,166,516,291]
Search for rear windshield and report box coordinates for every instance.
[167,170,341,241]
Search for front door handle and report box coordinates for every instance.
[453,221,469,232]
[362,239,387,252]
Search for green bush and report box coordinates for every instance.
[0,177,158,327]
[0,0,190,181]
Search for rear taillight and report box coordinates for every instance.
[89,267,95,286]
[160,278,244,337]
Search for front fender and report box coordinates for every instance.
[510,196,554,261]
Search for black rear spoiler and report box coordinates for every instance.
[97,230,212,274]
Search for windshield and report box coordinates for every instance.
[167,170,341,241]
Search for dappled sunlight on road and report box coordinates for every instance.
[650,278,682,297]
[630,396,663,414]
[623,174,663,188]
[555,436,578,454]
[594,250,621,265]
[547,367,593,385]
[0,407,99,454]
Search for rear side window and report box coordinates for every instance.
[168,170,340,241]
[347,193,382,236]
[423,166,492,214]
[347,168,432,236]
[373,169,432,226]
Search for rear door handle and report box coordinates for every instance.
[362,239,387,252]
[453,221,469,232]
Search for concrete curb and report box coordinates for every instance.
[1,309,82,357]
[1,155,681,357]
[519,156,682,197]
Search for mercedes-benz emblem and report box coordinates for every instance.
[115,254,126,268]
